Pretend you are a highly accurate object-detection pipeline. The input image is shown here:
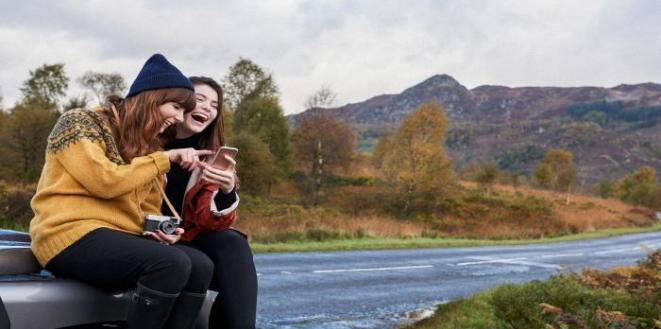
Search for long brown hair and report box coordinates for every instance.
[105,88,195,161]
[190,76,225,151]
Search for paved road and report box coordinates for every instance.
[253,231,661,329]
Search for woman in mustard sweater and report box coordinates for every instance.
[30,54,215,329]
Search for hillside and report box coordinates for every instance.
[233,180,657,244]
[290,75,661,185]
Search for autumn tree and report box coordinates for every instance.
[533,148,578,203]
[20,63,69,106]
[291,109,356,206]
[371,133,392,168]
[79,71,126,104]
[380,101,454,217]
[614,166,658,207]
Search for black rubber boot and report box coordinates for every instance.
[163,291,207,329]
[126,283,179,329]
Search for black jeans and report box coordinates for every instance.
[182,230,257,329]
[47,228,214,294]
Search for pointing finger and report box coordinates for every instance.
[195,150,216,156]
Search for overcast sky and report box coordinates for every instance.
[0,0,659,114]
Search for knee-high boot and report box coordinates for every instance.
[163,291,207,329]
[126,283,179,329]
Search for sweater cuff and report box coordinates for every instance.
[150,151,171,175]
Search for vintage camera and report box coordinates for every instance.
[143,214,179,235]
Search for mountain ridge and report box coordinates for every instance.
[290,75,661,186]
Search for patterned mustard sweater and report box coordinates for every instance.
[30,108,170,266]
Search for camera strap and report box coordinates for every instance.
[153,177,183,224]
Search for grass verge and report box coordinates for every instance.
[402,291,497,329]
[403,250,661,329]
[250,222,661,253]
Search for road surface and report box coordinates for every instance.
[253,231,661,329]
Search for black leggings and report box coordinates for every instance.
[181,230,257,329]
[46,228,214,294]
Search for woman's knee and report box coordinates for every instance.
[141,247,192,293]
[186,249,215,292]
[213,230,251,251]
[187,248,214,277]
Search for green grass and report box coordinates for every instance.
[0,219,30,232]
[405,291,496,329]
[406,275,660,329]
[250,223,661,253]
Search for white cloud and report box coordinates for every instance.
[0,0,659,113]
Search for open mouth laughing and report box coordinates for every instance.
[191,112,209,124]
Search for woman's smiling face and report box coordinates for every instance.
[176,83,219,138]
[157,101,185,133]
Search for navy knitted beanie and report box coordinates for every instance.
[126,53,193,98]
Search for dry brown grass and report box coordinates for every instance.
[235,212,428,243]
[233,179,656,243]
[461,181,655,233]
[577,249,661,296]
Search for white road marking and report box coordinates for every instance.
[594,249,628,255]
[456,258,526,266]
[281,271,292,274]
[456,257,560,269]
[313,265,434,273]
[497,259,562,269]
[541,253,584,258]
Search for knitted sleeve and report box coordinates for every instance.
[47,109,170,199]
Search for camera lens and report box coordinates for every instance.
[159,220,177,235]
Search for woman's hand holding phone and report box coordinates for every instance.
[199,157,236,194]
[200,147,238,193]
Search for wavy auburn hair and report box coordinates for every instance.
[104,88,196,161]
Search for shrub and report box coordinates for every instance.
[0,181,35,231]
[490,274,660,329]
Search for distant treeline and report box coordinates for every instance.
[568,100,661,126]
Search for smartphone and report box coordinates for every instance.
[209,146,238,170]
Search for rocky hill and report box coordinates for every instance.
[290,75,661,187]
